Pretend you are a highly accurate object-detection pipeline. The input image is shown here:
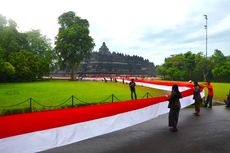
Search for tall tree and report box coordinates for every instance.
[0,14,55,82]
[211,50,229,81]
[0,15,28,59]
[9,51,46,81]
[211,49,226,65]
[157,51,210,81]
[55,11,95,79]
[25,30,54,74]
[193,52,208,81]
[0,14,7,30]
[25,30,52,56]
[156,50,230,82]
[0,47,15,82]
[184,51,196,79]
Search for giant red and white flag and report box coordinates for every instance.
[0,79,204,153]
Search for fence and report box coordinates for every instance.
[0,92,152,116]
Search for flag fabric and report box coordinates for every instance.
[0,79,203,153]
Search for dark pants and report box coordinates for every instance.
[225,100,230,107]
[195,99,201,113]
[169,109,180,128]
[130,89,137,100]
[205,95,213,108]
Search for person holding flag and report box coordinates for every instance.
[203,80,214,108]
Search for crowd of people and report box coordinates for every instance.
[167,80,230,133]
[126,78,228,133]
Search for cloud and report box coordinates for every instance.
[0,0,229,65]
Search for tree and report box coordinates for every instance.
[157,51,210,81]
[0,14,7,30]
[25,30,55,75]
[160,54,188,80]
[156,65,167,79]
[191,52,213,81]
[25,30,52,56]
[0,15,28,59]
[212,60,230,82]
[156,50,230,82]
[0,47,3,62]
[211,49,226,65]
[9,50,48,81]
[0,14,55,82]
[184,51,196,79]
[211,50,229,82]
[55,11,95,79]
[0,62,15,82]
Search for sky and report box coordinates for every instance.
[1,0,230,65]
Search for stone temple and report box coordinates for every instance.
[56,42,155,76]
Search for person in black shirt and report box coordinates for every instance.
[129,79,137,100]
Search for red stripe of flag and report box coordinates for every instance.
[0,80,197,139]
[0,96,167,139]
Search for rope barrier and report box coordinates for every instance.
[31,96,72,108]
[0,93,153,115]
[141,92,154,98]
[141,93,148,99]
[148,92,154,98]
[98,95,113,104]
[113,94,121,102]
[0,99,30,108]
[73,96,91,105]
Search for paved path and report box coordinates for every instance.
[42,105,230,153]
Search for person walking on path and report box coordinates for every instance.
[193,82,202,116]
[168,84,182,132]
[129,79,137,100]
[203,80,214,108]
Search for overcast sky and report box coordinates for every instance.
[1,0,230,65]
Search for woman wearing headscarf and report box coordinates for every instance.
[168,84,182,132]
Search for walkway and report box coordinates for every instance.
[42,105,230,153]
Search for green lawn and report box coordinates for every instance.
[1,80,228,115]
[0,80,166,115]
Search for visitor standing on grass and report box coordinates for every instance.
[203,80,214,108]
[193,82,202,116]
[129,79,137,100]
[168,84,182,132]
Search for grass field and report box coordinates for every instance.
[1,80,229,115]
[0,80,168,115]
